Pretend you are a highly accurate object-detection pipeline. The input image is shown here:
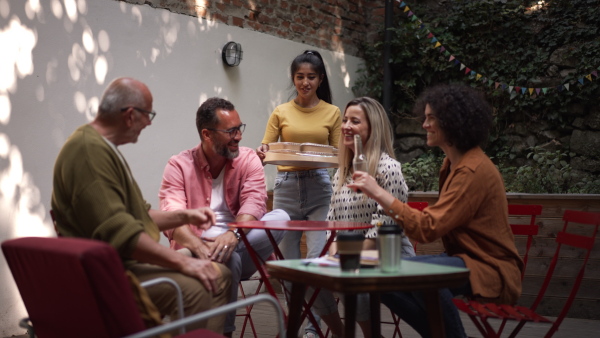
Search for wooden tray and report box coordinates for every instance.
[264,151,338,168]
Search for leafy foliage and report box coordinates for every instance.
[354,0,600,169]
[401,151,443,192]
[356,0,600,193]
[403,147,600,193]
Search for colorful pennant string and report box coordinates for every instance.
[395,0,599,97]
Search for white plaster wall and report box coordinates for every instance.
[0,0,362,335]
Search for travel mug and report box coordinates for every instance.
[377,224,403,272]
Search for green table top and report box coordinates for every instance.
[266,259,470,293]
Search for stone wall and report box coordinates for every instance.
[120,0,386,57]
[395,104,600,176]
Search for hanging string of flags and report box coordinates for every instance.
[396,1,600,97]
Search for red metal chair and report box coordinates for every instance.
[236,253,276,338]
[2,236,285,338]
[382,201,429,338]
[506,204,543,280]
[453,209,600,338]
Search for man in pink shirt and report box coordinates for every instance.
[159,97,288,337]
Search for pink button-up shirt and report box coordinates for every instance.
[159,143,267,249]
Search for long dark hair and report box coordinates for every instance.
[290,50,332,104]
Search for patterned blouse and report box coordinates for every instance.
[327,152,409,239]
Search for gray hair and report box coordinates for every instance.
[97,78,146,120]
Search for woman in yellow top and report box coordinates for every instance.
[256,50,342,338]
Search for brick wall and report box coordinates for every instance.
[121,0,386,56]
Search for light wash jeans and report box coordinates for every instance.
[381,253,471,338]
[223,209,289,333]
[273,169,334,335]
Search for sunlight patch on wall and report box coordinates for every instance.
[0,16,37,95]
[131,6,143,26]
[0,0,9,19]
[0,135,52,238]
[51,0,63,19]
[64,0,78,22]
[94,55,107,84]
[98,29,109,52]
[68,42,85,81]
[0,94,10,125]
[25,0,41,20]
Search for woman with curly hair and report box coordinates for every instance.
[348,84,523,338]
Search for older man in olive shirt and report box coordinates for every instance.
[51,77,231,333]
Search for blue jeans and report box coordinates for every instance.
[381,254,471,338]
[273,169,333,334]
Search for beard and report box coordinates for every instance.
[214,139,239,159]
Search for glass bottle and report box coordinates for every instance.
[353,134,367,173]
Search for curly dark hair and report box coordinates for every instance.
[413,84,492,152]
[196,97,235,137]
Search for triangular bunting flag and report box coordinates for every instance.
[502,84,508,89]
[427,33,434,38]
[476,74,482,80]
[528,88,534,95]
[434,42,441,48]
[586,74,592,81]
[515,86,521,92]
[565,83,570,91]
[488,80,493,87]
[535,88,541,95]
[592,70,599,77]
[495,82,500,89]
[460,64,466,70]
[449,55,455,61]
[411,15,418,21]
[508,86,514,93]
[470,70,476,76]
[578,78,584,85]
[431,37,438,43]
[444,51,451,56]
[408,11,414,17]
[399,2,406,7]
[404,6,410,13]
[521,88,527,94]
[454,59,460,65]
[440,46,446,52]
[542,88,548,94]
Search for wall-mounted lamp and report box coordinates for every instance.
[222,41,243,67]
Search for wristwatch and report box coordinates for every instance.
[228,229,242,241]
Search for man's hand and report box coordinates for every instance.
[189,239,212,260]
[184,207,216,231]
[132,232,223,294]
[179,256,222,293]
[204,231,239,263]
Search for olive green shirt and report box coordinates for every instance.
[51,124,159,263]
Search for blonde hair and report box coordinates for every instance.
[335,97,396,191]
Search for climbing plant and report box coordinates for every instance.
[355,0,600,193]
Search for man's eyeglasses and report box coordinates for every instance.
[121,107,156,121]
[206,124,246,138]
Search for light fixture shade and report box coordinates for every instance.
[222,41,243,67]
